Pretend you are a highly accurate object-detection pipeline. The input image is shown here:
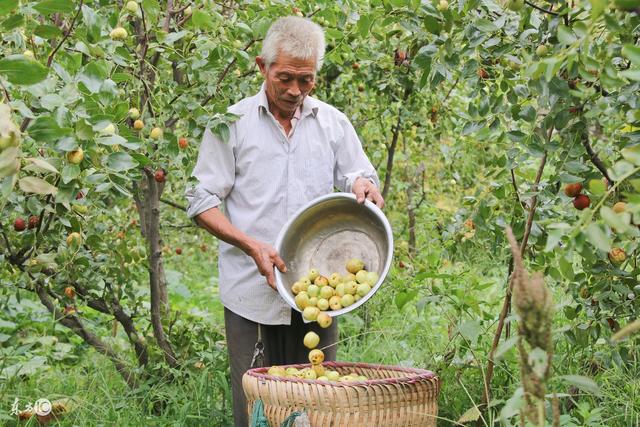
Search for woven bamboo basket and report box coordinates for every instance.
[242,361,440,426]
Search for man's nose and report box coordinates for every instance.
[287,81,301,97]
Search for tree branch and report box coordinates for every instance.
[581,130,613,185]
[482,138,550,407]
[160,198,186,211]
[142,168,177,368]
[34,281,138,388]
[524,0,559,15]
[47,0,83,67]
[382,87,412,200]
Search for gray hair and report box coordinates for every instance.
[261,16,325,71]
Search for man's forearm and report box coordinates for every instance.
[194,207,256,255]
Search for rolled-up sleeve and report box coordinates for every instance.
[185,127,235,219]
[333,114,380,193]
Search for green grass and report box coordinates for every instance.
[2,231,640,426]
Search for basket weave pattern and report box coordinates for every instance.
[243,361,440,426]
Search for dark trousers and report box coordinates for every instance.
[224,307,338,427]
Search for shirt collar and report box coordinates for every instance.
[257,82,319,119]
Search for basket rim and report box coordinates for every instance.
[245,361,439,387]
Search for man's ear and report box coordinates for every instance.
[256,57,267,78]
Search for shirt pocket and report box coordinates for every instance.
[300,139,334,197]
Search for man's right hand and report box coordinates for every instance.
[246,240,287,290]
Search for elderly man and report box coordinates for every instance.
[186,16,383,426]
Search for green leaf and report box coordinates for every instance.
[601,206,631,233]
[61,164,80,184]
[588,178,606,195]
[0,0,18,15]
[213,122,230,143]
[33,24,62,39]
[0,55,48,85]
[18,176,58,195]
[622,45,640,66]
[28,116,71,141]
[620,70,640,81]
[585,223,611,252]
[494,335,518,360]
[395,289,418,309]
[458,406,481,423]
[23,157,58,174]
[33,0,75,15]
[423,15,441,34]
[0,147,20,178]
[1,13,24,31]
[560,375,601,396]
[191,9,214,29]
[475,19,498,32]
[357,14,373,38]
[589,0,607,18]
[97,134,140,150]
[106,152,137,172]
[557,25,577,44]
[457,320,481,343]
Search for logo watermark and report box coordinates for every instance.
[10,397,51,417]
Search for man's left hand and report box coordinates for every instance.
[352,177,384,208]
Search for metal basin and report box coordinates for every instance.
[274,193,393,317]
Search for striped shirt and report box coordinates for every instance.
[185,85,379,325]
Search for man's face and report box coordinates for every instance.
[257,53,316,117]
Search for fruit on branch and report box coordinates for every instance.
[178,137,188,149]
[613,202,627,213]
[133,119,144,130]
[125,1,139,14]
[184,6,192,16]
[28,215,40,229]
[535,44,549,56]
[23,50,34,59]
[357,85,365,92]
[128,107,140,119]
[563,182,583,197]
[110,27,128,41]
[394,49,408,66]
[608,248,626,265]
[292,6,303,16]
[150,127,163,140]
[352,62,360,70]
[63,306,76,316]
[303,331,320,349]
[154,169,165,183]
[175,248,182,255]
[64,287,76,298]
[67,148,84,164]
[437,0,449,11]
[573,194,591,210]
[75,191,84,200]
[477,68,489,79]
[66,232,82,246]
[72,204,88,214]
[13,218,26,231]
